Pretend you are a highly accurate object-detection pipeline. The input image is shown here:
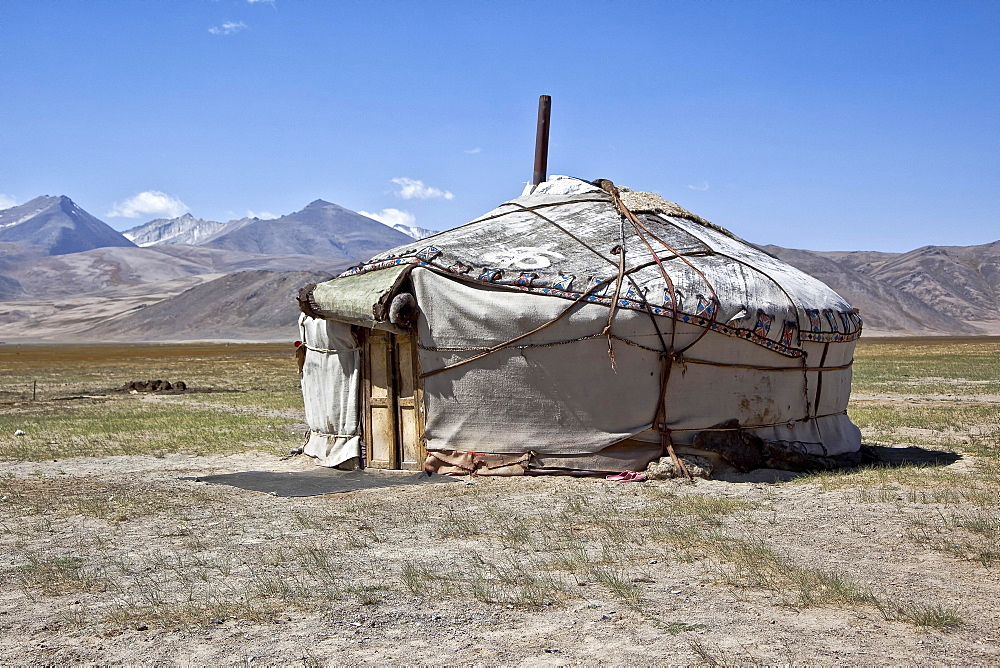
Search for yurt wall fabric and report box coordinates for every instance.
[298,315,361,467]
[411,267,859,458]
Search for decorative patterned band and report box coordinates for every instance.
[335,256,861,358]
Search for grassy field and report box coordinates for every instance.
[851,336,1000,396]
[0,337,998,664]
[849,337,1000,458]
[0,343,302,401]
[1,338,996,462]
[0,343,304,460]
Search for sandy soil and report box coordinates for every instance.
[2,447,999,666]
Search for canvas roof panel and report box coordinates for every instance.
[310,176,861,357]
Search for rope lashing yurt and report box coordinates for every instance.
[296,174,863,477]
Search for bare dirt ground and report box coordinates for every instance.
[2,448,999,665]
[1,340,998,665]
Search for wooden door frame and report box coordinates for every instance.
[359,327,426,470]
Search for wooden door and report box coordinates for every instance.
[362,329,425,470]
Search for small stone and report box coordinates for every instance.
[645,454,713,480]
[136,625,149,631]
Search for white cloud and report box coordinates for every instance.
[209,21,248,35]
[391,177,454,200]
[359,208,416,229]
[463,147,482,155]
[107,191,189,219]
[246,209,278,220]
[687,181,710,191]
[0,194,17,210]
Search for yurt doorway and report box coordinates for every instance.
[360,329,426,470]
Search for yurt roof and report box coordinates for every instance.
[303,176,861,357]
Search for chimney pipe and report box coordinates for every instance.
[532,95,551,186]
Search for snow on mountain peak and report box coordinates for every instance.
[123,214,225,247]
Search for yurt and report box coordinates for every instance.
[296,175,863,477]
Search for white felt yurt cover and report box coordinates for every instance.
[298,176,863,472]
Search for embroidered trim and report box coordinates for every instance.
[338,257,420,277]
[334,258,861,356]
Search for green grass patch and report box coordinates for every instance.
[0,398,300,460]
[0,343,300,401]
[848,401,999,455]
[852,338,1000,396]
[166,389,305,413]
[0,343,306,460]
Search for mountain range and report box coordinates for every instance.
[0,195,995,342]
[124,213,226,247]
[764,243,1000,336]
[122,207,439,250]
[195,199,413,258]
[0,195,135,255]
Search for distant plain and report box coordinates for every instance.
[0,338,997,664]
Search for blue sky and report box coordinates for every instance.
[2,0,997,251]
